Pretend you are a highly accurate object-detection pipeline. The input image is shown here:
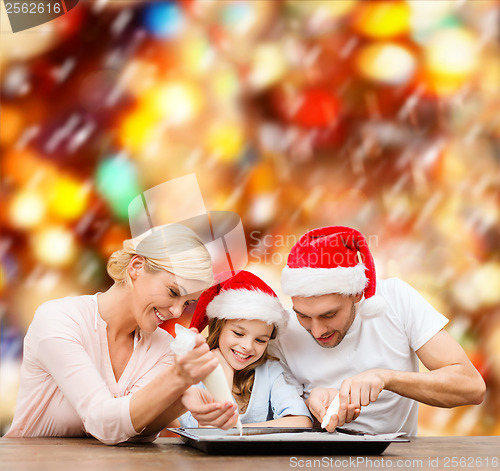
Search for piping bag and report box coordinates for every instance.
[171,324,243,436]
[321,392,340,431]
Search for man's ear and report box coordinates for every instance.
[128,255,145,281]
[353,293,363,303]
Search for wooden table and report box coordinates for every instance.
[1,436,499,471]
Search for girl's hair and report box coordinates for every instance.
[206,317,278,413]
[106,223,213,287]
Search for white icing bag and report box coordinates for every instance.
[170,324,197,356]
[170,324,243,436]
[321,392,340,430]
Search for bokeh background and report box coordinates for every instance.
[1,0,499,437]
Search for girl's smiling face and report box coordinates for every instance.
[218,319,274,371]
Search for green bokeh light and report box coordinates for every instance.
[95,156,142,221]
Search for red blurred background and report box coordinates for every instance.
[1,0,499,436]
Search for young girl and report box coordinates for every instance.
[178,270,312,428]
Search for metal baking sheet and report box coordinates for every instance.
[167,427,409,455]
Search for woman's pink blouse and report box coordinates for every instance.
[5,295,174,445]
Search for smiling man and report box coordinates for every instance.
[270,226,486,436]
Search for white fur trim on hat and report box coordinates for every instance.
[281,264,368,297]
[206,289,288,330]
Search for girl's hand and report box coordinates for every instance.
[182,387,238,429]
[212,348,234,388]
[173,333,218,387]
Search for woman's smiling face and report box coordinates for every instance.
[129,256,205,333]
[218,319,274,371]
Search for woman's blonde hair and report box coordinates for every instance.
[206,318,278,413]
[106,224,213,287]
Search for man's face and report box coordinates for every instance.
[291,293,361,348]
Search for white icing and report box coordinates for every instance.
[170,324,197,356]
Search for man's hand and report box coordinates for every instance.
[173,332,218,387]
[339,369,386,412]
[307,387,337,427]
[307,387,361,432]
[330,369,386,428]
[181,387,239,429]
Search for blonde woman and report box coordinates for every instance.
[5,224,238,444]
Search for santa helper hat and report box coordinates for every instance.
[190,270,288,332]
[282,226,385,315]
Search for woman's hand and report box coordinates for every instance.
[212,348,234,388]
[172,332,218,387]
[182,387,239,429]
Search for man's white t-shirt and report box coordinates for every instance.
[270,278,449,436]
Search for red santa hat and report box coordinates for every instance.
[282,226,376,299]
[190,270,288,332]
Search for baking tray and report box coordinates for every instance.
[166,427,409,455]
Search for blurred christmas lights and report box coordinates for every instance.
[356,42,416,85]
[141,81,204,126]
[205,121,246,163]
[424,28,478,96]
[143,1,186,39]
[8,190,46,230]
[32,226,78,268]
[0,0,499,437]
[95,156,142,220]
[47,176,90,222]
[353,1,411,39]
